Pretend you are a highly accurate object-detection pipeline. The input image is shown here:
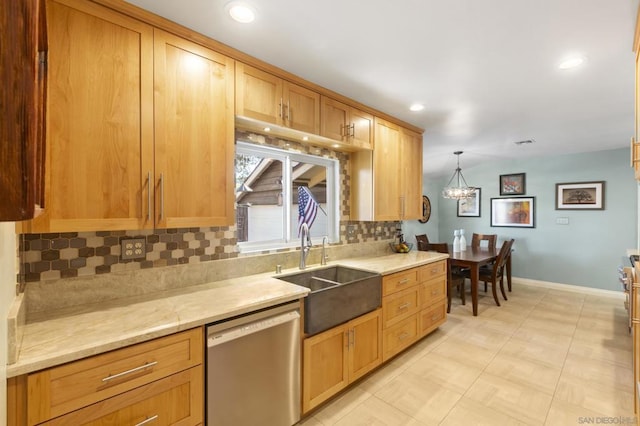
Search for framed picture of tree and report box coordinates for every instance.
[555,181,605,210]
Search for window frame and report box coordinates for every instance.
[236,141,340,253]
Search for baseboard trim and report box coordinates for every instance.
[513,276,624,300]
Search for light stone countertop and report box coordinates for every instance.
[7,250,447,378]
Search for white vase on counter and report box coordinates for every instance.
[453,229,460,252]
[459,229,467,251]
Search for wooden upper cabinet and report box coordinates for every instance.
[27,0,154,232]
[153,29,235,228]
[320,97,373,150]
[401,128,423,220]
[0,0,46,221]
[350,118,423,221]
[236,62,320,134]
[26,0,235,233]
[373,118,402,221]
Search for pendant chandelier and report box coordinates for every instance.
[442,151,476,199]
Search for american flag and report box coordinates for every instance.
[298,186,318,236]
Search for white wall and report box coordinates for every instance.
[0,222,17,426]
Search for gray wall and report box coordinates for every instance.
[431,148,636,291]
[402,179,441,246]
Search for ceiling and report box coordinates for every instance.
[126,0,639,177]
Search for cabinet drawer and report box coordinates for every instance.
[418,261,446,282]
[419,303,446,337]
[420,277,446,308]
[382,286,419,328]
[382,314,418,362]
[382,269,418,296]
[28,327,203,425]
[43,366,203,426]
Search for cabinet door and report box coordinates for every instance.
[283,81,320,134]
[348,309,382,382]
[28,0,154,232]
[320,96,349,141]
[401,128,423,220]
[154,29,235,228]
[350,108,374,150]
[302,325,348,413]
[235,62,282,126]
[373,118,402,221]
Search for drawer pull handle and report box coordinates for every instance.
[398,332,410,340]
[102,361,158,383]
[398,302,410,311]
[431,314,440,321]
[398,278,409,285]
[431,269,438,274]
[135,415,159,426]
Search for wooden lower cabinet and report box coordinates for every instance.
[42,367,202,426]
[302,309,382,413]
[8,327,204,426]
[382,261,447,362]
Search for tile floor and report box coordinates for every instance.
[299,283,636,425]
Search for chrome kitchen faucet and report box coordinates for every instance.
[299,223,312,270]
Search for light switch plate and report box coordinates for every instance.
[556,217,569,225]
[121,238,146,260]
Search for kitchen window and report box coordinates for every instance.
[235,141,339,252]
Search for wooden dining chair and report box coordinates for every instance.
[471,233,497,250]
[427,243,466,313]
[462,239,514,307]
[415,234,430,251]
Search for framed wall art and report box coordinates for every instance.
[499,173,526,196]
[457,188,481,217]
[555,181,605,210]
[490,196,535,228]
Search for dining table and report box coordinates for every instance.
[448,245,512,316]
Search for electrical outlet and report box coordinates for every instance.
[121,238,146,260]
[347,225,356,237]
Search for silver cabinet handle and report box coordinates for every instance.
[279,98,283,118]
[287,99,290,120]
[101,361,158,383]
[350,123,355,138]
[159,173,164,221]
[135,415,159,426]
[146,171,151,221]
[398,332,410,340]
[398,278,409,285]
[398,302,410,311]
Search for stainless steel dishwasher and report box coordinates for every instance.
[206,301,301,426]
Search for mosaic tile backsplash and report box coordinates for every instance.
[17,131,400,287]
[19,221,399,284]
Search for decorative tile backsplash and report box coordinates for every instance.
[17,131,401,287]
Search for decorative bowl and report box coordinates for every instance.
[389,242,413,253]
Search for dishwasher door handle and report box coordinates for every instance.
[207,310,300,348]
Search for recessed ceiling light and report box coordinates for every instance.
[302,136,309,141]
[409,103,425,112]
[263,127,271,132]
[227,2,255,23]
[558,56,586,70]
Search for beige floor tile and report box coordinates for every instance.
[499,336,569,368]
[534,300,583,316]
[333,396,425,426]
[374,371,463,425]
[568,338,632,368]
[484,353,562,395]
[357,358,408,395]
[572,328,632,352]
[312,387,372,425]
[431,335,499,369]
[544,399,609,426]
[519,317,577,337]
[465,373,553,425]
[561,353,634,392]
[445,325,511,351]
[511,324,573,348]
[298,415,324,425]
[527,308,580,325]
[440,396,531,426]
[554,374,635,416]
[406,351,483,394]
[576,316,630,337]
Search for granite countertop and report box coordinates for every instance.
[7,250,447,377]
